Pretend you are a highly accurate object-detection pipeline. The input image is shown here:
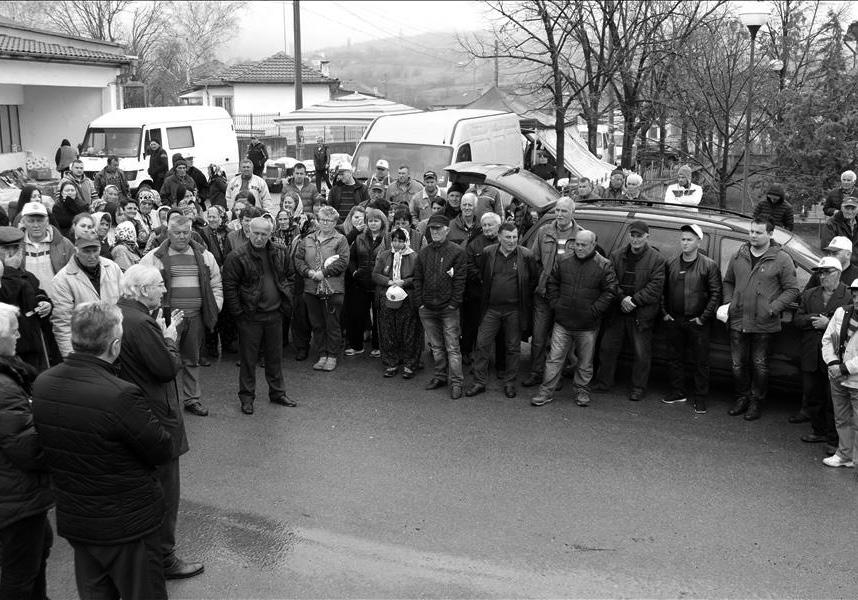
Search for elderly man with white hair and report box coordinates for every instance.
[448,192,480,246]
[622,173,645,202]
[462,211,503,364]
[823,169,858,216]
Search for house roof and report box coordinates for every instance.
[0,32,131,65]
[219,52,336,84]
[0,17,124,48]
[273,92,420,125]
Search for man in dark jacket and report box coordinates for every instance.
[466,222,538,399]
[159,157,197,205]
[823,170,857,216]
[821,196,858,262]
[752,183,794,231]
[148,140,169,191]
[413,214,468,399]
[117,264,204,580]
[462,212,500,363]
[313,136,331,192]
[593,220,666,401]
[531,230,617,407]
[32,301,172,599]
[722,218,799,420]
[223,217,297,414]
[327,163,368,216]
[246,136,269,177]
[93,155,130,200]
[0,302,54,599]
[185,156,209,202]
[660,224,722,413]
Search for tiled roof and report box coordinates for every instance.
[0,33,131,64]
[220,52,335,84]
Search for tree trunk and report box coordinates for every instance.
[586,113,600,156]
[555,100,567,182]
[620,114,637,169]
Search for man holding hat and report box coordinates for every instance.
[660,223,722,413]
[752,183,794,231]
[159,156,197,205]
[411,171,446,223]
[413,213,467,399]
[593,219,666,401]
[794,257,850,446]
[369,159,392,191]
[49,235,123,357]
[19,202,74,299]
[664,165,703,206]
[822,196,858,260]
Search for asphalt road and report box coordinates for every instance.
[44,349,854,599]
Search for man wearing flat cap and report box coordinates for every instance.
[19,202,74,299]
[413,213,467,399]
[593,219,666,401]
[660,223,722,413]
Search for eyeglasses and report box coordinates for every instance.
[843,205,858,210]
[318,218,336,223]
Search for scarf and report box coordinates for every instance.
[391,227,414,281]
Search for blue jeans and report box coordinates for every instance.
[419,306,463,385]
[472,307,520,385]
[539,325,596,397]
[528,294,554,376]
[729,330,771,402]
[829,379,858,461]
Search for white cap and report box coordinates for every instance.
[826,236,853,252]
[850,278,858,289]
[385,285,408,302]
[376,159,389,169]
[681,223,704,239]
[20,202,48,217]
[815,256,843,272]
[339,162,354,172]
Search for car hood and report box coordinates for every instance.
[445,162,559,212]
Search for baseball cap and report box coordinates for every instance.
[369,181,384,192]
[376,159,389,169]
[815,256,843,272]
[628,220,649,234]
[20,202,48,217]
[0,226,23,246]
[826,236,853,252]
[680,224,704,239]
[843,196,858,207]
[427,214,450,228]
[849,278,858,289]
[339,162,353,172]
[74,235,101,249]
[423,170,437,180]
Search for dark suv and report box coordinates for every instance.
[445,162,822,391]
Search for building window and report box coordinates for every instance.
[0,105,22,153]
[180,97,203,106]
[166,126,194,149]
[213,96,233,115]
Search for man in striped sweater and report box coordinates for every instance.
[141,214,223,416]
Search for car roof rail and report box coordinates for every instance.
[574,198,751,220]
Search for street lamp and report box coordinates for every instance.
[740,8,771,213]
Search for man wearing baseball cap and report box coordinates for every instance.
[386,165,423,213]
[660,223,722,413]
[821,195,858,263]
[794,256,850,448]
[410,171,446,223]
[369,159,392,191]
[806,236,858,290]
[593,219,666,401]
[19,202,74,299]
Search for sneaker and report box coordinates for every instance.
[823,454,854,468]
[370,349,381,358]
[693,397,707,414]
[661,392,687,405]
[576,393,590,407]
[344,348,364,356]
[312,356,327,370]
[531,395,553,407]
[322,356,337,371]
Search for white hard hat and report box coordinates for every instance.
[385,285,407,303]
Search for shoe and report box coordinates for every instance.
[628,389,643,402]
[531,395,552,407]
[198,357,211,367]
[322,357,337,371]
[450,385,463,399]
[240,401,254,415]
[522,373,542,388]
[425,377,447,390]
[384,367,399,378]
[822,454,854,468]
[693,397,707,414]
[592,382,610,392]
[661,392,687,405]
[402,368,415,379]
[258,358,265,369]
[205,345,219,358]
[728,397,749,416]
[504,384,517,399]
[465,384,486,397]
[312,356,327,370]
[743,400,761,421]
[788,412,810,424]
[271,395,297,407]
[576,392,590,407]
[164,558,205,580]
[462,353,473,366]
[344,348,364,356]
[825,444,838,457]
[184,401,208,417]
[295,348,309,361]
[801,433,827,443]
[370,349,381,358]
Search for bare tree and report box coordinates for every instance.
[168,1,247,86]
[42,0,130,42]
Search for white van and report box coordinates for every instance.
[351,109,522,187]
[79,106,239,191]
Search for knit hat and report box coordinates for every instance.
[677,164,693,179]
[766,183,785,200]
[611,168,624,178]
[173,158,187,169]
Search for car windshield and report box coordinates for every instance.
[352,143,453,186]
[81,127,141,158]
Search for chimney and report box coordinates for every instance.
[319,59,330,78]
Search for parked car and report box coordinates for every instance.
[264,156,300,193]
[445,161,822,394]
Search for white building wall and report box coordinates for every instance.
[0,59,121,88]
[231,83,330,114]
[19,86,105,160]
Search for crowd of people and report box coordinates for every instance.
[4,143,858,598]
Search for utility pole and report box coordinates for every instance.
[293,0,303,110]
[494,38,499,87]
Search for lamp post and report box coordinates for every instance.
[740,8,771,214]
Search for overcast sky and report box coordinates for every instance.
[220,1,487,62]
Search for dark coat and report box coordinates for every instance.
[222,240,294,318]
[31,353,172,545]
[823,187,856,216]
[246,141,269,172]
[609,243,667,322]
[662,253,723,321]
[478,244,539,336]
[753,198,794,231]
[547,250,618,331]
[413,240,467,310]
[208,175,227,209]
[349,230,390,292]
[117,298,187,459]
[148,148,169,189]
[465,232,497,302]
[0,267,60,371]
[187,166,209,200]
[0,356,53,530]
[821,212,858,258]
[794,283,852,371]
[372,249,418,307]
[52,196,90,238]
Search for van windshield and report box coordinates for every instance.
[352,143,453,185]
[81,128,141,159]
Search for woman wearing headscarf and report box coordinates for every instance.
[373,227,422,378]
[110,221,142,271]
[91,211,115,259]
[208,165,227,209]
[345,207,389,357]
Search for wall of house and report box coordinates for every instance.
[231,83,330,114]
[179,85,233,107]
[19,86,106,160]
[0,59,120,89]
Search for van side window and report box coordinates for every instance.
[144,129,162,154]
[456,144,471,162]
[167,126,194,150]
[720,237,744,276]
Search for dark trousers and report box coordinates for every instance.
[805,369,838,442]
[460,296,481,357]
[291,290,312,352]
[205,310,237,355]
[345,288,378,351]
[529,294,554,376]
[664,318,711,397]
[72,531,166,600]
[596,314,654,392]
[315,168,331,192]
[378,302,423,370]
[304,292,343,356]
[0,512,52,600]
[155,458,179,566]
[729,330,771,402]
[237,311,285,404]
[472,307,520,385]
